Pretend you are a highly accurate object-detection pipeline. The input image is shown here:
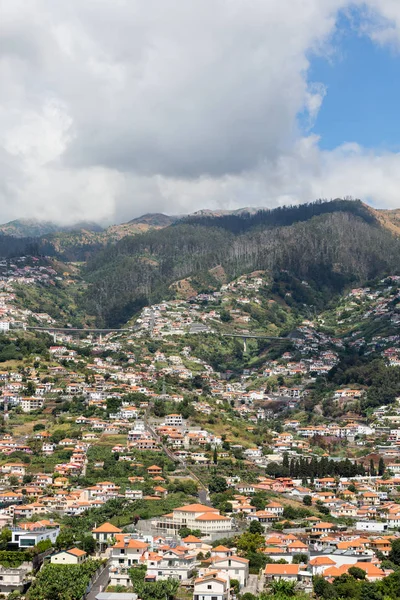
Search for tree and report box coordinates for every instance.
[389,538,400,565]
[348,566,366,580]
[153,399,166,418]
[303,495,312,506]
[236,532,265,554]
[35,539,52,554]
[24,381,36,396]
[292,553,308,564]
[209,476,227,494]
[249,520,263,535]
[178,527,192,538]
[106,397,122,415]
[378,457,386,477]
[270,580,297,596]
[55,529,75,551]
[81,535,96,554]
[8,476,19,488]
[164,578,180,600]
[0,528,11,550]
[313,575,335,599]
[33,423,45,432]
[129,565,147,590]
[220,309,232,323]
[213,447,218,464]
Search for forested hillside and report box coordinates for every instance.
[82,200,400,326]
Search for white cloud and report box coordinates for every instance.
[0,0,399,224]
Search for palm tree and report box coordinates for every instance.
[270,580,296,596]
[164,578,180,600]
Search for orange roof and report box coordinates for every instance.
[176,504,218,513]
[265,564,299,575]
[288,541,308,549]
[213,555,249,565]
[67,547,87,557]
[113,539,148,549]
[195,513,230,521]
[183,535,202,543]
[92,522,122,533]
[324,562,385,579]
[213,545,231,552]
[310,556,335,566]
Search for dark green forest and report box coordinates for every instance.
[82,202,400,326]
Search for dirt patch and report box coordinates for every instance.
[171,278,197,299]
[209,265,227,284]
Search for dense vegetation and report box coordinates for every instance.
[0,333,51,362]
[27,560,103,600]
[182,198,375,233]
[82,201,400,326]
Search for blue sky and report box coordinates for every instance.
[309,10,400,152]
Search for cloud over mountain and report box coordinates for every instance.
[0,0,400,224]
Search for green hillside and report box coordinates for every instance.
[82,200,400,326]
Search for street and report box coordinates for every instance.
[86,566,110,600]
[242,574,259,596]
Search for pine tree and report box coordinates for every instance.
[213,447,218,464]
[370,459,376,477]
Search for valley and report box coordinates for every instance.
[0,199,399,600]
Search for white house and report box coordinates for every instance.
[209,556,249,588]
[0,564,31,596]
[152,504,232,535]
[51,548,87,565]
[194,572,230,600]
[146,548,196,581]
[166,414,183,427]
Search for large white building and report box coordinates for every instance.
[152,503,232,535]
[20,397,44,413]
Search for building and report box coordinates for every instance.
[0,564,31,596]
[152,504,232,535]
[92,522,122,546]
[110,538,149,570]
[194,572,230,600]
[210,555,249,588]
[20,397,44,413]
[166,414,183,427]
[51,548,87,565]
[11,526,59,548]
[264,564,301,582]
[146,548,197,581]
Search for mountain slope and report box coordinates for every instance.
[367,205,400,237]
[0,218,103,238]
[82,200,400,327]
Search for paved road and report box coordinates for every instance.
[242,574,258,596]
[86,566,110,600]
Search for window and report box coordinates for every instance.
[212,597,218,600]
[207,585,212,589]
